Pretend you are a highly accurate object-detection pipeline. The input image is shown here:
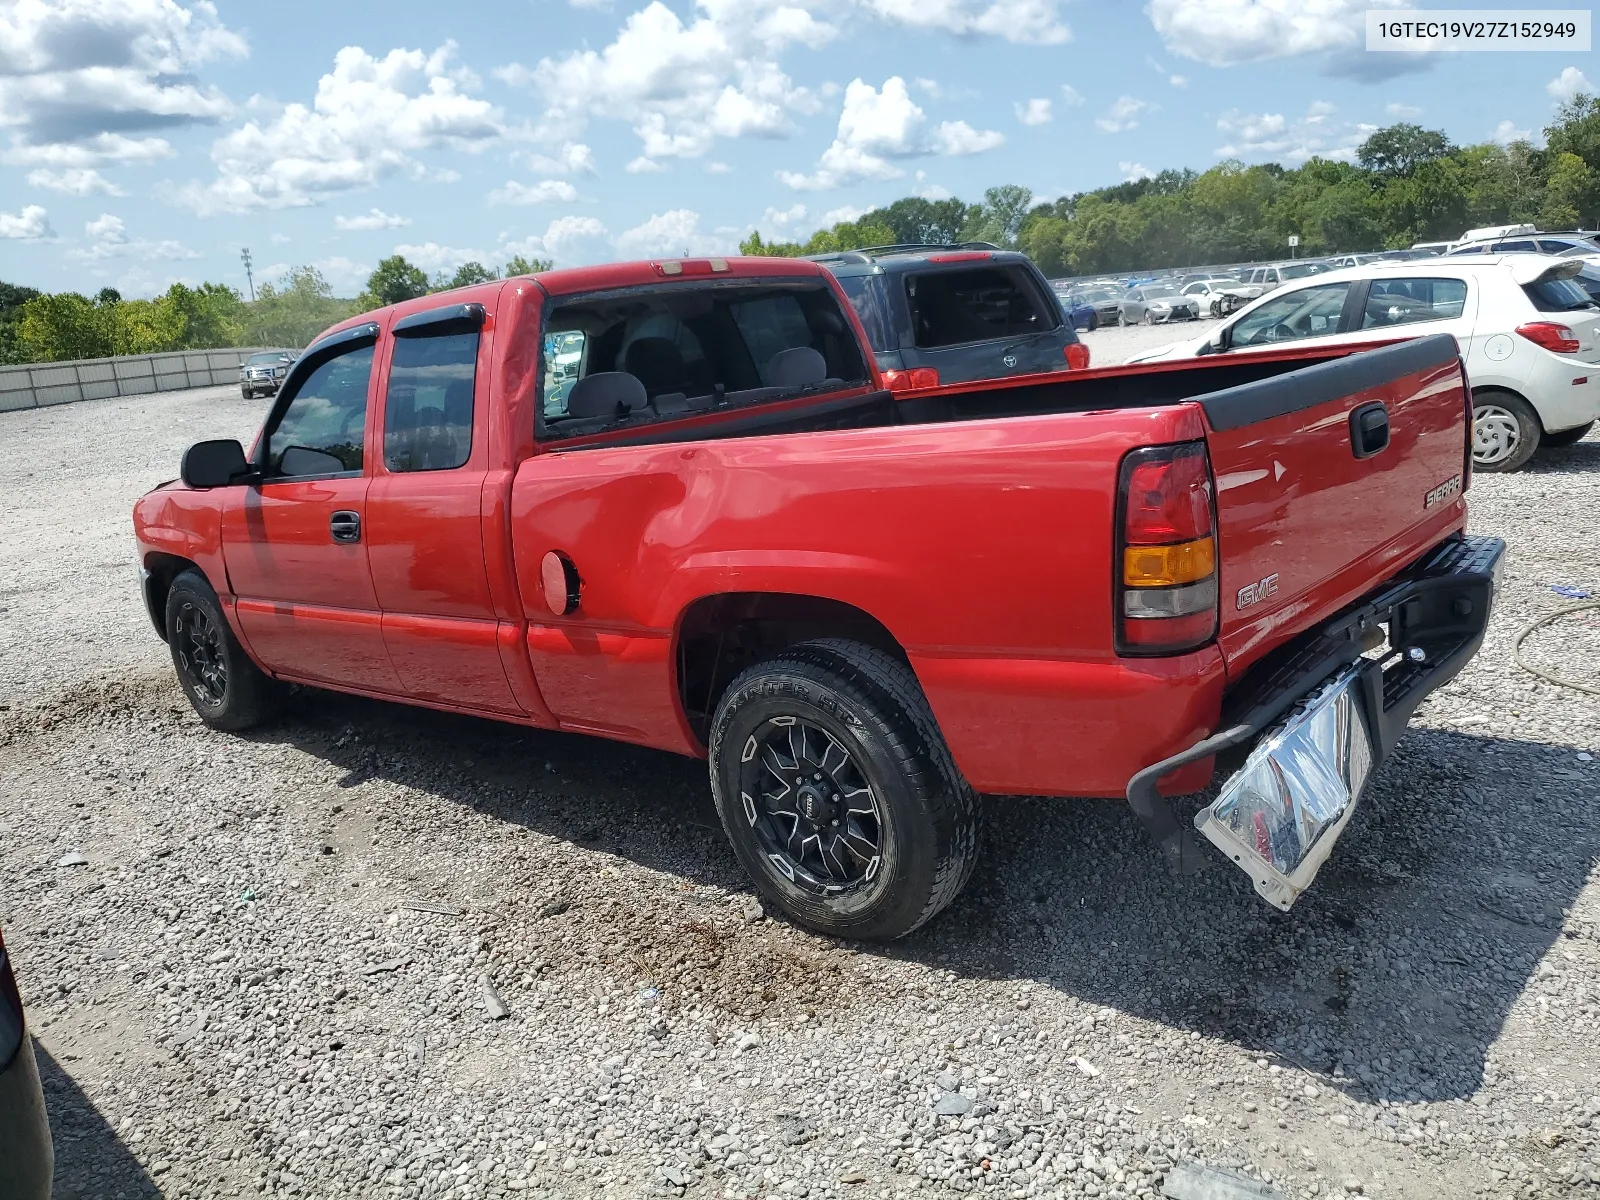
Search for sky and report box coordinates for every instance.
[0,0,1593,298]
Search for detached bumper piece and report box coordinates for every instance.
[1127,534,1505,908]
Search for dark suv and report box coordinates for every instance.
[808,244,1088,388]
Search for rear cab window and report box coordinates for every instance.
[537,279,869,440]
[904,265,1059,349]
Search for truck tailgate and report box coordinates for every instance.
[1198,334,1470,673]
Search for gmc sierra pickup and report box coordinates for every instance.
[134,255,1502,940]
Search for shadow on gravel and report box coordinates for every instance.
[261,690,1598,1108]
[1526,437,1600,473]
[36,1042,157,1198]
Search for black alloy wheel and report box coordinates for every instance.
[738,717,884,893]
[173,599,227,708]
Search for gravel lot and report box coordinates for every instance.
[1,381,1598,1200]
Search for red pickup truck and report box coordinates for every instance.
[134,256,1502,940]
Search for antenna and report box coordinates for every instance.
[241,247,255,301]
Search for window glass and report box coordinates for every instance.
[539,281,868,432]
[1496,240,1537,252]
[1360,278,1468,328]
[543,330,586,417]
[384,329,478,472]
[266,343,373,477]
[905,266,1054,348]
[1279,263,1324,280]
[833,274,891,351]
[1523,275,1599,313]
[1229,283,1352,348]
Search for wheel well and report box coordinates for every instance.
[1471,385,1544,432]
[141,552,200,641]
[675,593,907,745]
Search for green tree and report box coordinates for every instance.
[1541,150,1600,228]
[436,261,498,291]
[19,292,112,361]
[1358,123,1457,176]
[1546,94,1600,173]
[738,231,804,256]
[0,281,42,364]
[864,197,973,245]
[245,266,356,349]
[959,185,1034,247]
[504,254,554,276]
[94,287,122,307]
[357,255,429,310]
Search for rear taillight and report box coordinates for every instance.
[1115,442,1218,656]
[1515,321,1581,353]
[883,367,939,392]
[1065,342,1091,370]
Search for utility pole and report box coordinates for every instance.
[241,247,255,301]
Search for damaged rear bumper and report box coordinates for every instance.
[1126,533,1505,907]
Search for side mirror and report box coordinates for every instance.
[181,439,253,489]
[1198,327,1228,356]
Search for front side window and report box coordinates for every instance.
[1230,282,1352,348]
[1360,277,1468,328]
[266,343,374,478]
[384,328,478,472]
[905,265,1056,348]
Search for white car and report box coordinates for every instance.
[1178,278,1259,318]
[1125,254,1600,471]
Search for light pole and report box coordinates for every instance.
[241,247,255,301]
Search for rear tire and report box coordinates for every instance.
[1471,389,1541,473]
[165,570,280,731]
[1540,420,1594,449]
[708,639,979,941]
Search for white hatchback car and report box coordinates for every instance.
[1126,255,1600,471]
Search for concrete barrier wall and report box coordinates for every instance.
[0,348,288,413]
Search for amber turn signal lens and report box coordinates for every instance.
[1122,536,1216,587]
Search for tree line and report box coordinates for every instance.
[6,97,1597,364]
[0,254,550,365]
[740,100,1600,277]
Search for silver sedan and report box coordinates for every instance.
[1119,284,1201,325]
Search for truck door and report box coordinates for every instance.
[222,326,401,692]
[365,302,521,713]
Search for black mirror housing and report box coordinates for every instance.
[181,439,253,489]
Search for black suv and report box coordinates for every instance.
[808,244,1087,387]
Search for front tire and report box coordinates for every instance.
[1472,389,1541,472]
[1541,420,1594,449]
[165,570,280,731]
[708,639,979,941]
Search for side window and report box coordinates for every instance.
[266,343,374,478]
[1230,283,1352,348]
[1360,277,1468,328]
[543,331,587,417]
[833,274,892,351]
[384,328,479,472]
[1496,240,1536,252]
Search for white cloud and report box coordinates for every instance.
[1547,67,1594,104]
[852,0,1070,44]
[1386,102,1423,118]
[1095,95,1151,133]
[518,142,598,175]
[185,42,504,212]
[1146,0,1381,66]
[1490,119,1532,146]
[913,171,952,200]
[501,214,611,265]
[1015,98,1053,127]
[335,208,411,231]
[1060,84,1085,107]
[778,76,1004,190]
[821,204,867,225]
[625,156,666,174]
[392,240,493,274]
[69,212,194,260]
[25,167,122,195]
[761,202,809,230]
[614,208,724,257]
[705,160,731,174]
[1215,100,1371,163]
[488,179,580,205]
[1169,74,1188,88]
[0,0,244,175]
[0,203,52,239]
[505,1,827,168]
[1120,161,1154,181]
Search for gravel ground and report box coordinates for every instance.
[1076,320,1201,366]
[2,383,1599,1200]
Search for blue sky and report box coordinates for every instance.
[0,0,1592,297]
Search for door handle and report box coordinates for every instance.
[1349,402,1390,459]
[329,510,361,543]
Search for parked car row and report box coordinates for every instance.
[1126,252,1600,472]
